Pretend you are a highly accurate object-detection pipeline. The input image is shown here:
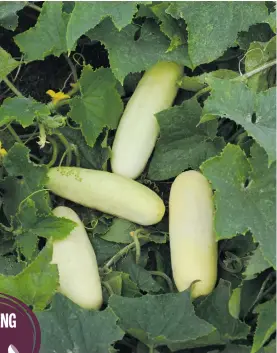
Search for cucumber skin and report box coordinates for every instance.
[47,167,165,226]
[52,206,103,309]
[111,61,184,179]
[169,171,217,299]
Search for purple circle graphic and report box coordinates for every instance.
[0,293,41,353]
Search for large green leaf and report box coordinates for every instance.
[201,143,276,267]
[148,97,224,181]
[66,1,140,50]
[0,47,20,81]
[37,294,124,353]
[167,2,268,67]
[0,243,58,311]
[69,66,123,146]
[88,19,191,82]
[14,2,69,61]
[109,291,215,349]
[0,97,50,127]
[201,79,276,164]
[0,2,25,30]
[195,279,250,340]
[252,300,276,353]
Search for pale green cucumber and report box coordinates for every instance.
[47,167,165,226]
[52,206,103,309]
[111,61,183,179]
[169,170,217,298]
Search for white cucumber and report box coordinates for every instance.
[51,206,103,309]
[47,167,165,226]
[111,61,183,179]
[169,170,217,298]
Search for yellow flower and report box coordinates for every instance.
[46,90,70,105]
[0,148,7,156]
[0,142,7,158]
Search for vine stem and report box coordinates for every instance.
[63,54,78,83]
[2,77,24,97]
[46,136,59,167]
[2,77,24,143]
[103,242,137,271]
[148,271,174,292]
[195,58,277,98]
[238,58,276,80]
[7,125,22,144]
[26,2,42,12]
[102,281,114,296]
[53,132,72,166]
[130,230,141,264]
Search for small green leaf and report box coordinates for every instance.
[2,143,50,217]
[109,291,215,348]
[179,69,239,92]
[237,23,274,50]
[66,1,140,50]
[0,2,25,30]
[245,37,276,92]
[201,144,276,267]
[91,237,125,267]
[118,254,162,293]
[101,218,138,244]
[60,127,110,170]
[0,243,58,310]
[239,272,269,318]
[148,97,224,180]
[196,279,250,340]
[202,79,276,164]
[0,97,50,127]
[0,47,20,81]
[167,2,268,67]
[229,287,241,319]
[88,19,191,83]
[14,2,69,61]
[69,66,123,147]
[37,294,124,353]
[13,197,76,260]
[243,247,272,280]
[252,300,276,353]
[151,2,187,52]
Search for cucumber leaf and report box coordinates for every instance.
[109,291,215,348]
[37,294,124,353]
[66,1,140,50]
[148,97,224,181]
[88,19,191,83]
[167,2,269,67]
[201,80,276,164]
[69,66,123,147]
[201,143,276,267]
[0,243,58,311]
